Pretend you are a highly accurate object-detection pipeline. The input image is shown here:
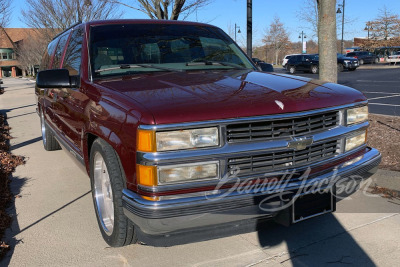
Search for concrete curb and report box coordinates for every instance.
[371,169,400,191]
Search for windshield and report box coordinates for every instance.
[90,24,254,78]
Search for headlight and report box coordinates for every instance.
[158,162,219,184]
[346,105,368,125]
[156,127,219,152]
[345,131,367,152]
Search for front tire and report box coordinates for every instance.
[374,57,379,64]
[311,65,319,74]
[40,109,61,151]
[288,66,296,74]
[90,138,137,247]
[337,64,344,72]
[359,59,364,65]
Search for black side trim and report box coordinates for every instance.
[45,121,85,165]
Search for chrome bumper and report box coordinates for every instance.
[123,147,381,241]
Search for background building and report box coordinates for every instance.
[0,27,37,78]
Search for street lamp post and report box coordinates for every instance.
[247,0,252,58]
[336,0,345,54]
[298,31,307,54]
[234,23,241,43]
[364,22,373,39]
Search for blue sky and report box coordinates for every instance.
[6,0,400,46]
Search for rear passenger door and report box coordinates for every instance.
[46,32,70,132]
[57,26,87,153]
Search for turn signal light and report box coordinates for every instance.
[137,129,156,152]
[137,164,157,186]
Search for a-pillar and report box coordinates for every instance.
[11,67,16,77]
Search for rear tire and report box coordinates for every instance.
[337,64,344,72]
[374,57,379,64]
[90,138,137,247]
[40,109,61,151]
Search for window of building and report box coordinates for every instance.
[0,49,14,60]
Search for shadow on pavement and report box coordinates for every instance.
[256,213,375,266]
[1,176,28,266]
[10,137,42,151]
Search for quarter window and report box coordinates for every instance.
[40,40,58,70]
[63,27,84,76]
[52,33,70,69]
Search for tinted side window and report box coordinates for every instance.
[63,27,84,76]
[52,33,70,69]
[40,40,58,71]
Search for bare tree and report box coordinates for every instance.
[118,0,213,20]
[0,0,13,27]
[262,16,290,65]
[21,0,122,42]
[370,6,400,40]
[297,0,356,41]
[297,0,319,39]
[15,34,48,76]
[317,0,337,83]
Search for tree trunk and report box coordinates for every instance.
[317,0,337,83]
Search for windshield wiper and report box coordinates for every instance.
[95,64,184,73]
[185,60,246,69]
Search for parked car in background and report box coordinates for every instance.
[35,19,380,247]
[345,51,379,65]
[252,58,274,72]
[387,51,400,64]
[286,54,319,74]
[337,53,359,71]
[282,54,300,68]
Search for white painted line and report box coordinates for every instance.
[368,94,400,100]
[364,92,400,95]
[356,80,400,83]
[369,103,400,107]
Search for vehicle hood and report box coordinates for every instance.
[341,56,358,61]
[95,70,366,125]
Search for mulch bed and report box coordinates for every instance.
[0,114,24,260]
[368,114,400,171]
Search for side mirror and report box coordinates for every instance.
[36,69,77,88]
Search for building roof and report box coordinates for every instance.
[0,28,38,49]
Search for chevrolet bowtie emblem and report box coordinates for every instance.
[287,136,314,151]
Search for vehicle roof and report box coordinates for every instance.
[52,19,218,40]
[85,19,215,28]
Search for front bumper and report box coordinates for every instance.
[123,147,381,242]
[343,61,359,69]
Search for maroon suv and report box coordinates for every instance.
[35,20,381,247]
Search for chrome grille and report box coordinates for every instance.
[227,140,339,176]
[226,111,339,143]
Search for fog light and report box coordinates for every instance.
[158,162,219,184]
[345,131,367,152]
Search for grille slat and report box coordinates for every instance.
[226,111,339,143]
[228,140,339,176]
